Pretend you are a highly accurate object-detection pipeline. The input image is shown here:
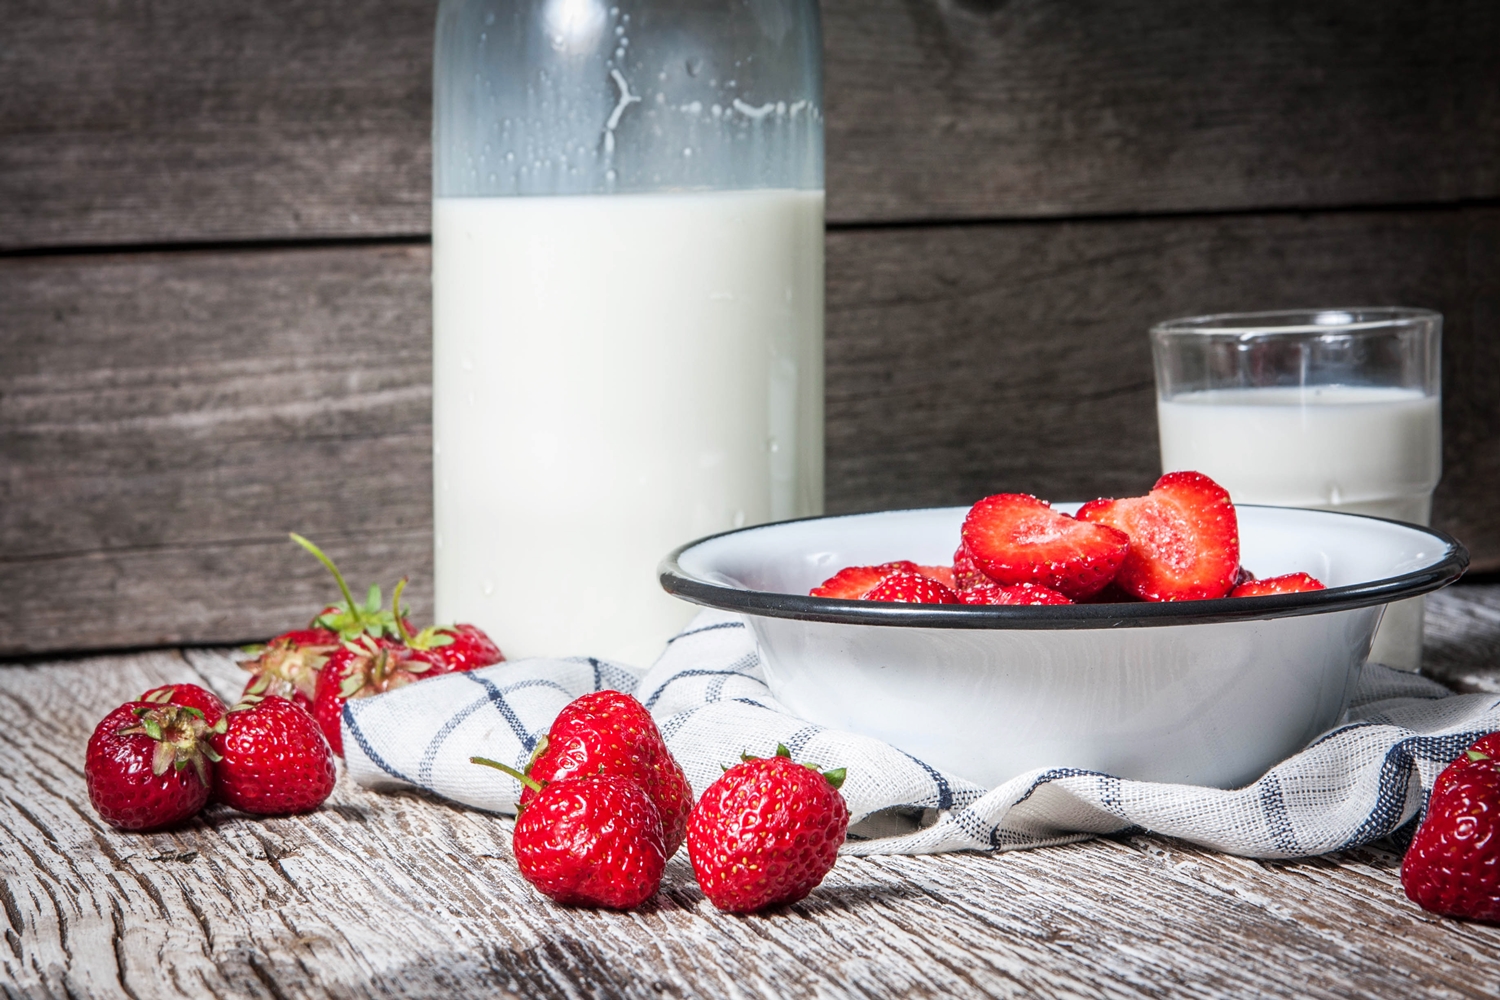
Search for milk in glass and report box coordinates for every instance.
[1158,384,1442,667]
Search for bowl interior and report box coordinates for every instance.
[673,504,1458,604]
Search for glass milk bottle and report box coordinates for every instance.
[433,0,824,665]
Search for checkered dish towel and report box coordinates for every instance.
[344,609,1500,859]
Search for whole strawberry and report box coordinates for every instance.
[86,701,222,831]
[404,622,505,673]
[687,745,849,913]
[140,683,227,725]
[312,636,437,755]
[523,691,693,856]
[238,628,337,710]
[212,690,338,815]
[1401,734,1500,923]
[474,758,666,909]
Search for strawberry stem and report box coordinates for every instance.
[392,577,414,644]
[290,533,364,626]
[470,756,543,793]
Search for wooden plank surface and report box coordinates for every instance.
[4,206,1497,654]
[0,246,436,652]
[4,0,1498,249]
[1,584,1498,999]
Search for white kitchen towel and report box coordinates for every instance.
[343,609,1500,859]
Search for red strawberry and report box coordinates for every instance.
[238,628,337,710]
[403,622,505,673]
[1401,736,1500,923]
[687,745,850,913]
[86,702,222,831]
[952,544,987,591]
[475,759,666,909]
[915,564,956,590]
[211,693,337,815]
[522,691,693,857]
[140,683,227,726]
[1076,472,1240,602]
[862,571,959,604]
[961,494,1130,600]
[313,637,437,756]
[1231,572,1326,598]
[959,582,1074,606]
[810,561,917,599]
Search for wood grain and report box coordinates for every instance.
[0,246,436,653]
[2,588,1499,999]
[4,206,1497,653]
[4,0,1499,248]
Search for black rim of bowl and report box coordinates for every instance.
[658,505,1471,630]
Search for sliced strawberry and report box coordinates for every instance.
[916,564,956,590]
[1076,471,1239,602]
[810,561,917,600]
[960,494,1130,600]
[952,544,988,591]
[1231,572,1326,598]
[958,583,1074,606]
[862,572,959,605]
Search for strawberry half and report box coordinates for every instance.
[810,561,917,599]
[959,582,1074,606]
[960,494,1130,600]
[862,571,959,604]
[1077,472,1240,602]
[1231,572,1325,598]
[952,544,987,591]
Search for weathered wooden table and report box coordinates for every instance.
[4,584,1499,999]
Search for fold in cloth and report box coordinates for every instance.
[343,609,1500,858]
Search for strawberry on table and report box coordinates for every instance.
[687,745,850,914]
[523,691,693,857]
[961,494,1130,601]
[405,622,505,673]
[313,637,438,756]
[212,690,337,816]
[86,701,223,831]
[474,759,667,910]
[238,629,337,711]
[1401,733,1500,923]
[959,582,1074,606]
[1077,471,1240,602]
[862,571,959,604]
[810,561,917,600]
[139,683,227,726]
[1231,572,1326,598]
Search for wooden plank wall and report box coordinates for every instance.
[3,0,1498,655]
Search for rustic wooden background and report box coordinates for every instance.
[3,0,1498,655]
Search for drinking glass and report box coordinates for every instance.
[1151,308,1442,669]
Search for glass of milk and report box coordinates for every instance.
[432,0,824,665]
[1152,308,1442,669]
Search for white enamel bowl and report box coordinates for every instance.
[660,505,1467,789]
